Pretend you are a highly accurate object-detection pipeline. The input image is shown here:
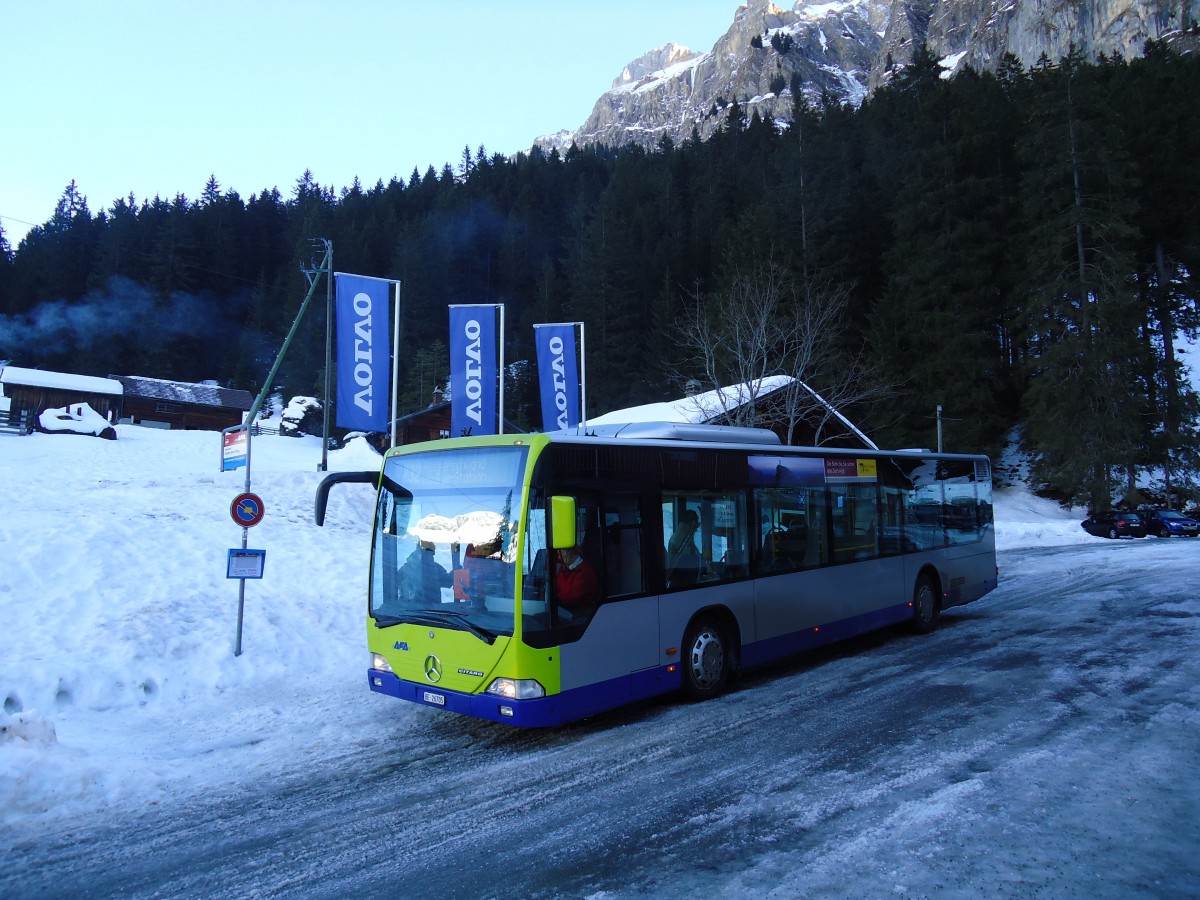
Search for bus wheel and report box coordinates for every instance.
[682,617,729,700]
[912,574,940,635]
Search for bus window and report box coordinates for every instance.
[754,486,825,571]
[520,496,553,637]
[663,497,702,588]
[603,492,644,598]
[905,462,945,549]
[879,460,910,555]
[522,491,601,646]
[829,483,879,563]
[976,459,994,532]
[941,459,980,545]
[555,493,602,620]
[662,490,750,587]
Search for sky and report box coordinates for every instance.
[2,405,1199,893]
[1,0,742,245]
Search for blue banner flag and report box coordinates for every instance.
[449,305,499,436]
[535,323,580,431]
[335,274,391,432]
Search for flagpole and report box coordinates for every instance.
[498,304,505,434]
[578,321,587,432]
[321,242,333,472]
[391,280,401,449]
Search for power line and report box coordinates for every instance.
[0,211,39,229]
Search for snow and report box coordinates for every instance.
[0,423,383,828]
[0,365,123,395]
[590,375,795,425]
[621,53,707,96]
[940,50,969,79]
[796,2,861,22]
[37,402,113,436]
[2,421,1198,894]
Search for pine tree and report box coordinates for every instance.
[1121,42,1200,502]
[1017,50,1146,508]
[866,66,1020,453]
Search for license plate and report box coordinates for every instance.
[422,691,446,706]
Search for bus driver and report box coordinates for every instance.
[555,545,598,616]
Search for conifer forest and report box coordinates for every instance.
[2,46,1198,509]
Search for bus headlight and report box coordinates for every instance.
[485,678,545,700]
[370,652,394,673]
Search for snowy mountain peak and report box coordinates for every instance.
[536,0,1191,155]
[612,42,700,90]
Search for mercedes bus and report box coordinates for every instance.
[315,422,997,727]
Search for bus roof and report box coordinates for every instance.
[549,421,782,445]
[537,422,989,461]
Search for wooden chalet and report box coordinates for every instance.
[0,366,123,431]
[389,400,453,447]
[109,375,253,431]
[381,389,524,450]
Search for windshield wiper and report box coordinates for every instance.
[436,611,498,644]
[372,610,497,645]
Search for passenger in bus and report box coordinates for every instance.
[453,543,494,604]
[555,545,599,616]
[667,508,702,587]
[399,540,452,605]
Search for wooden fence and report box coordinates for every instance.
[0,408,34,435]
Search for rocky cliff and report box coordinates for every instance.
[537,0,1195,154]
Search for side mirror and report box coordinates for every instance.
[314,470,380,526]
[550,495,577,550]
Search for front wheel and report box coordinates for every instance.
[681,617,730,701]
[911,574,941,634]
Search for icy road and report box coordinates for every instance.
[4,540,1199,898]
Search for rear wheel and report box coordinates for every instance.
[1108,527,1119,539]
[912,573,940,634]
[681,616,730,700]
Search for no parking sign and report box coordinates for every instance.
[230,492,265,528]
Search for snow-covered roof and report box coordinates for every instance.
[109,375,252,411]
[0,365,123,396]
[590,376,795,426]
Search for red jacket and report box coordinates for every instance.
[556,556,599,613]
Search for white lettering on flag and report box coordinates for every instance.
[351,291,374,414]
[464,319,482,425]
[549,336,569,429]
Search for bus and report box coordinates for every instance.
[315,422,997,727]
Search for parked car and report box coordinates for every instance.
[1138,508,1200,538]
[1080,510,1147,539]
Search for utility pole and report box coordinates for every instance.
[301,239,333,471]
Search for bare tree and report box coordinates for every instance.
[671,260,889,445]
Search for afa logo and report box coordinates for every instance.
[393,641,410,651]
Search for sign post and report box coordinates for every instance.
[221,236,332,655]
[229,491,265,656]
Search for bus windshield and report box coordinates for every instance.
[369,445,527,639]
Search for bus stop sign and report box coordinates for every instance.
[231,492,265,527]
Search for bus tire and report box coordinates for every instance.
[682,616,730,701]
[911,573,940,635]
